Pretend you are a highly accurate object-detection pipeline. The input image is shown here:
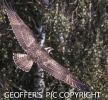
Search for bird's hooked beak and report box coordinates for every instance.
[44,47,54,53]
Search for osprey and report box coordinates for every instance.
[3,0,86,91]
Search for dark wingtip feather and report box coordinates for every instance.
[3,0,13,11]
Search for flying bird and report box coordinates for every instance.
[3,0,86,91]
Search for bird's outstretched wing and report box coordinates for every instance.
[37,54,86,91]
[3,0,86,91]
[3,0,37,51]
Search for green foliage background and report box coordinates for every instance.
[0,0,108,100]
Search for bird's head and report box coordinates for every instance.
[44,47,54,53]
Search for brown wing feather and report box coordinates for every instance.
[37,55,86,91]
[3,0,36,51]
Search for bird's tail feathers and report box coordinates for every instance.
[13,53,33,72]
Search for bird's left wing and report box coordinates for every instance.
[37,54,86,91]
[3,0,37,51]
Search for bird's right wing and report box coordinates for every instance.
[3,0,37,51]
